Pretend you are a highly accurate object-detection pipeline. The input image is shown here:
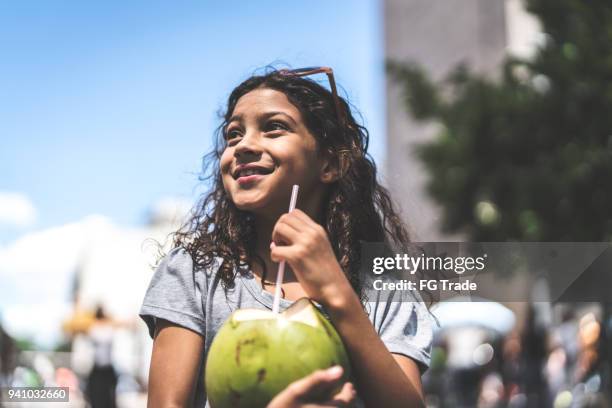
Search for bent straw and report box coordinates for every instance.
[272,184,300,314]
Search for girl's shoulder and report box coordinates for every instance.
[164,246,224,277]
[165,247,257,292]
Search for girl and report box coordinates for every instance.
[139,67,433,407]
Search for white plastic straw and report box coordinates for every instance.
[272,184,300,313]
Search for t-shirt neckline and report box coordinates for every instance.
[239,266,326,315]
[241,267,295,310]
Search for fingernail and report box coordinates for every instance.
[270,241,275,249]
[327,366,343,376]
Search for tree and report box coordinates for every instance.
[389,0,612,403]
[388,0,612,242]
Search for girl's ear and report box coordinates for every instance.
[319,148,349,184]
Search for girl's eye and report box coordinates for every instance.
[225,128,243,144]
[266,121,289,133]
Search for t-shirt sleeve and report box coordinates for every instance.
[139,247,206,339]
[366,289,435,374]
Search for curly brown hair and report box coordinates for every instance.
[171,68,411,301]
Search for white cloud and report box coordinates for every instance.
[0,192,37,228]
[0,215,114,347]
[149,196,192,227]
[3,302,72,348]
[0,197,187,349]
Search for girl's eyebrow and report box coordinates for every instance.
[227,111,297,126]
[260,111,297,126]
[227,113,243,124]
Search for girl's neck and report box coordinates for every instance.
[251,199,325,282]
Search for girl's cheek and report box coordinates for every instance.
[219,152,233,176]
[221,177,232,195]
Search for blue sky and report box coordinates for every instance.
[0,0,386,244]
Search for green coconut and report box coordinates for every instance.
[205,298,352,408]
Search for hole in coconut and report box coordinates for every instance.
[231,298,322,328]
[283,298,321,328]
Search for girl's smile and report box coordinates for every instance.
[233,163,274,186]
[236,173,265,186]
[220,88,328,217]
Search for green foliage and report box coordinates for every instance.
[388,0,612,241]
[53,340,72,352]
[15,336,38,351]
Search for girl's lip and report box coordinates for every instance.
[237,174,265,186]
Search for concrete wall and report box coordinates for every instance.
[384,0,507,241]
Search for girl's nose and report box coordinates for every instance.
[234,132,262,158]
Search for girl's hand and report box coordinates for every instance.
[267,366,356,408]
[270,209,352,305]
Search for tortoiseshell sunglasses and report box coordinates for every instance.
[278,66,348,130]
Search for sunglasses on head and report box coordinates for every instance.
[278,66,356,173]
[277,66,348,131]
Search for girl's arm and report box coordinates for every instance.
[271,210,426,408]
[325,285,425,408]
[148,318,205,408]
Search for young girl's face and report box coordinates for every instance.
[220,88,327,217]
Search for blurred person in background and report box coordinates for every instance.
[0,324,18,387]
[85,305,118,408]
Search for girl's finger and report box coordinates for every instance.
[272,220,300,245]
[270,243,295,263]
[301,384,355,408]
[277,211,307,233]
[328,382,356,405]
[288,209,321,232]
[285,366,344,400]
[267,367,345,408]
[270,243,311,266]
[302,401,348,408]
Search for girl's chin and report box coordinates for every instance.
[234,201,265,211]
[232,195,271,211]
[232,195,286,216]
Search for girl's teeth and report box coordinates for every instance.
[237,167,273,178]
[241,169,259,177]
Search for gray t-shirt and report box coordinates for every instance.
[139,247,433,408]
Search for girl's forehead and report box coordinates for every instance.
[232,88,301,119]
